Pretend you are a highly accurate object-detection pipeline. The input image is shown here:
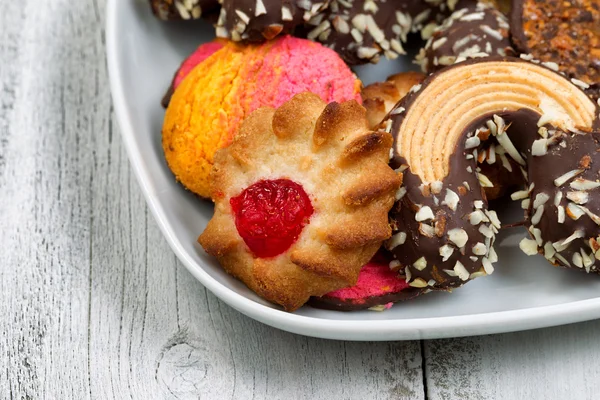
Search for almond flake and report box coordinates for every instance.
[442,189,460,211]
[448,228,469,248]
[415,206,435,221]
[554,169,584,187]
[519,238,539,255]
[453,261,470,281]
[413,257,427,271]
[439,244,454,262]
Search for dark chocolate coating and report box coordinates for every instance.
[216,0,322,42]
[522,129,600,273]
[387,134,497,289]
[383,56,599,289]
[416,2,514,73]
[149,0,220,20]
[309,287,423,311]
[301,0,448,65]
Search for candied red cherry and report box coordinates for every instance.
[230,179,314,258]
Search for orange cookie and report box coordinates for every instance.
[198,93,400,311]
[162,36,361,198]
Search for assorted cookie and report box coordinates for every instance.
[309,251,423,311]
[415,2,513,74]
[361,71,425,129]
[510,0,600,100]
[162,36,360,198]
[382,57,597,290]
[198,93,400,310]
[149,0,220,20]
[152,0,600,312]
[520,130,600,272]
[302,0,418,65]
[161,40,225,107]
[215,0,329,42]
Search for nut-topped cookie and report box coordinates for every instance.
[416,2,514,74]
[519,130,600,273]
[216,0,328,41]
[303,0,451,64]
[199,93,400,311]
[149,0,220,20]
[382,57,598,290]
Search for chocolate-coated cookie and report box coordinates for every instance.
[416,2,513,73]
[216,0,327,41]
[149,0,220,20]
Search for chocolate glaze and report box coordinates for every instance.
[387,122,497,289]
[216,0,320,42]
[382,57,599,289]
[524,130,600,273]
[302,0,410,65]
[416,3,514,74]
[149,0,220,20]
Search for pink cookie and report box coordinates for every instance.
[310,251,423,311]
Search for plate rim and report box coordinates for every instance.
[105,0,600,340]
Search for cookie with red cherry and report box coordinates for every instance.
[198,92,400,311]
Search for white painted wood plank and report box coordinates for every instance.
[0,0,426,399]
[425,322,600,400]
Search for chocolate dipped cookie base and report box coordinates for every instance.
[381,56,598,290]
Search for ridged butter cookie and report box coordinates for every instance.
[199,93,400,311]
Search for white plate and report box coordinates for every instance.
[106,0,600,340]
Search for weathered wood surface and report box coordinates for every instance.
[1,0,600,399]
[0,1,425,399]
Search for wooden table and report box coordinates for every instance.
[1,1,598,398]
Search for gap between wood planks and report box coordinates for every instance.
[420,340,429,400]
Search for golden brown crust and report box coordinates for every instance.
[198,93,400,311]
[361,72,426,129]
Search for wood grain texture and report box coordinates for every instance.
[424,321,600,400]
[0,1,425,399]
[4,0,600,399]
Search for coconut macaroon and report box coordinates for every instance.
[381,57,598,290]
[415,2,514,74]
[198,93,400,311]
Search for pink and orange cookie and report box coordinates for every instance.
[198,93,400,311]
[162,35,362,198]
[162,40,225,107]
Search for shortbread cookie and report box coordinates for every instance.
[382,57,598,290]
[199,93,400,311]
[361,72,425,129]
[162,36,361,198]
